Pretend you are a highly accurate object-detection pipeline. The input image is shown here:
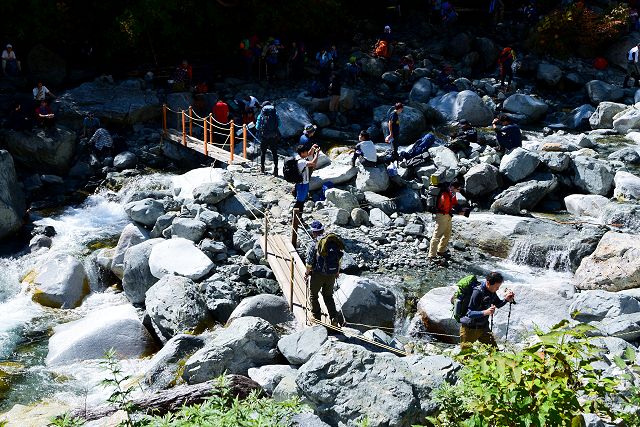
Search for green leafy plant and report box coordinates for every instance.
[48,413,85,427]
[100,348,140,427]
[423,321,627,427]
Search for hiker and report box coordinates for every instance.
[35,101,55,128]
[492,114,522,153]
[82,112,101,138]
[33,81,55,102]
[255,101,281,175]
[374,26,394,59]
[1,44,21,76]
[304,220,343,326]
[427,180,461,263]
[345,56,362,85]
[293,142,320,211]
[386,102,403,160]
[624,43,640,88]
[172,59,192,91]
[299,123,317,148]
[8,102,30,131]
[90,128,113,159]
[497,47,516,88]
[213,98,230,124]
[460,271,515,348]
[351,130,378,167]
[263,39,282,80]
[328,45,338,68]
[447,119,477,158]
[241,95,261,124]
[399,55,415,83]
[328,73,341,116]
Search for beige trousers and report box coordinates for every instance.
[428,213,452,258]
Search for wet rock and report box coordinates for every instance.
[121,238,163,304]
[0,150,26,240]
[30,255,89,309]
[113,151,137,170]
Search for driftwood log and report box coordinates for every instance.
[71,375,263,421]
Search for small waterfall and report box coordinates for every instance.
[508,237,571,272]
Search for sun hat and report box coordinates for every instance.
[304,123,317,133]
[310,220,324,233]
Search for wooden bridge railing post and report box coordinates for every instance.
[162,104,167,136]
[203,117,209,156]
[289,255,295,311]
[188,106,193,137]
[181,110,186,146]
[229,120,235,163]
[263,215,269,259]
[291,209,300,248]
[242,124,247,159]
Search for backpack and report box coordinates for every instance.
[451,275,480,322]
[258,106,279,139]
[498,48,514,66]
[315,233,345,275]
[424,183,446,213]
[283,157,303,183]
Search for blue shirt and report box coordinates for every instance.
[461,282,507,328]
[495,124,522,151]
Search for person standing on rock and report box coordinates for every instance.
[304,220,344,326]
[497,46,515,88]
[460,271,515,348]
[386,102,403,160]
[428,180,461,264]
[90,128,113,159]
[82,111,101,138]
[623,42,640,88]
[299,123,317,149]
[294,142,319,211]
[255,101,281,175]
[492,114,522,153]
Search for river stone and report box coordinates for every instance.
[574,231,640,292]
[227,294,293,326]
[197,209,226,230]
[586,80,625,104]
[539,152,571,172]
[113,151,137,170]
[150,212,177,238]
[613,108,640,134]
[182,316,279,383]
[409,77,435,103]
[563,105,595,130]
[364,192,395,214]
[600,202,640,233]
[571,156,615,196]
[463,163,500,198]
[502,94,549,122]
[121,238,163,304]
[536,62,562,86]
[46,304,156,365]
[248,365,298,394]
[608,147,640,164]
[361,57,385,78]
[570,290,640,322]
[0,128,76,175]
[589,102,627,129]
[171,217,207,242]
[451,90,493,126]
[30,255,89,309]
[499,148,540,182]
[355,165,389,193]
[325,188,359,211]
[111,223,150,279]
[218,192,264,217]
[613,170,640,200]
[564,194,610,217]
[146,275,211,340]
[124,198,165,227]
[0,150,26,240]
[203,280,239,323]
[310,163,358,191]
[29,235,52,252]
[142,334,206,390]
[335,275,396,332]
[490,176,558,215]
[276,100,312,139]
[428,146,459,171]
[369,208,392,227]
[324,207,350,226]
[193,180,233,205]
[296,341,438,427]
[377,105,426,146]
[277,325,328,365]
[171,167,232,202]
[396,187,423,214]
[149,237,214,280]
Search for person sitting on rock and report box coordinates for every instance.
[294,142,319,212]
[399,55,415,84]
[1,44,21,76]
[35,100,55,128]
[492,114,522,153]
[374,25,394,59]
[351,130,378,167]
[8,102,30,131]
[447,119,477,158]
[304,220,344,327]
[90,128,113,159]
[624,42,640,88]
[241,94,261,124]
[83,111,101,138]
[33,81,55,103]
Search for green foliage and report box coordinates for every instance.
[616,347,640,426]
[142,376,305,426]
[422,321,628,427]
[48,413,85,427]
[100,348,141,427]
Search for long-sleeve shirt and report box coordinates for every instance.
[461,282,507,328]
[495,124,522,152]
[436,190,458,215]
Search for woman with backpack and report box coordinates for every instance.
[255,101,281,175]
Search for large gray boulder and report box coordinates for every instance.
[142,334,206,390]
[121,238,163,304]
[539,152,571,172]
[612,108,640,134]
[355,165,389,193]
[171,167,231,202]
[586,80,624,104]
[277,325,328,365]
[376,105,426,145]
[536,62,562,86]
[171,217,207,242]
[248,365,298,394]
[111,223,150,279]
[502,94,549,122]
[589,102,627,129]
[148,237,214,280]
[571,156,615,196]
[570,290,640,341]
[490,176,558,215]
[613,170,640,200]
[335,275,396,332]
[113,151,137,170]
[428,146,459,172]
[409,77,436,103]
[296,341,445,427]
[499,148,540,182]
[182,317,279,383]
[275,100,312,139]
[193,181,233,205]
[564,194,609,217]
[451,90,493,126]
[30,255,89,309]
[227,294,294,326]
[364,192,395,215]
[124,198,165,227]
[310,163,358,191]
[0,150,25,240]
[55,77,160,127]
[46,304,156,365]
[608,147,640,164]
[463,163,500,198]
[574,231,640,292]
[146,275,211,340]
[0,128,76,175]
[218,192,264,217]
[325,188,359,211]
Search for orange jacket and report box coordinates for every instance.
[437,190,458,215]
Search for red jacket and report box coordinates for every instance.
[213,101,229,124]
[436,190,458,215]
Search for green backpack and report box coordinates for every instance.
[451,275,480,322]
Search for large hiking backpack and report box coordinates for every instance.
[424,183,447,213]
[283,157,303,183]
[315,233,345,275]
[258,105,279,139]
[451,275,480,322]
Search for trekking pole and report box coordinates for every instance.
[490,313,494,332]
[505,302,513,342]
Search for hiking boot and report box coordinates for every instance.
[437,251,451,259]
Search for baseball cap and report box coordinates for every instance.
[304,124,317,132]
[310,220,324,232]
[6,44,12,49]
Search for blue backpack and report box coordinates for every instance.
[314,233,345,275]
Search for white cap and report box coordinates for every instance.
[384,26,391,32]
[6,44,12,49]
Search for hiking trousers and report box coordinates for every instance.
[308,272,339,321]
[260,137,279,173]
[428,213,452,258]
[460,324,498,349]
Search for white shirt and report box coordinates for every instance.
[2,50,16,60]
[297,157,310,184]
[247,96,259,108]
[629,46,639,62]
[356,140,377,162]
[33,86,50,100]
